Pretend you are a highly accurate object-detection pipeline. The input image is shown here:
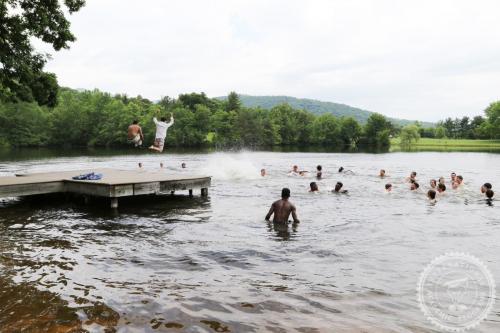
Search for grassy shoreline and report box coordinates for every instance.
[391,138,500,148]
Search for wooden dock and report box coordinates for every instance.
[0,168,211,208]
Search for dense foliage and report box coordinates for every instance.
[416,114,494,140]
[0,0,85,106]
[0,89,396,148]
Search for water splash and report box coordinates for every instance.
[202,153,260,180]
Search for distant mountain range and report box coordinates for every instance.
[216,95,434,127]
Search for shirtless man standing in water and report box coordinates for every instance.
[265,188,300,223]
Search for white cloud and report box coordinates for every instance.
[42,0,500,121]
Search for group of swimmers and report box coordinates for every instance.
[264,166,495,224]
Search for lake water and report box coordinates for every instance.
[0,149,499,332]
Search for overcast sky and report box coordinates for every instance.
[42,0,500,121]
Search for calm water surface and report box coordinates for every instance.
[0,150,499,332]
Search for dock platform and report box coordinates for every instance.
[0,168,211,208]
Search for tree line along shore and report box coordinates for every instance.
[0,89,499,149]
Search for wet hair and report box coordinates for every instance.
[428,189,436,200]
[410,179,416,184]
[281,188,291,199]
[334,182,343,192]
[438,183,446,191]
[486,189,494,199]
[338,167,344,173]
[483,183,492,190]
[133,120,139,124]
[317,165,322,171]
[411,171,417,177]
[457,175,463,181]
[451,172,456,176]
[413,182,420,189]
[380,169,385,173]
[310,182,318,191]
[385,183,392,190]
[160,117,167,122]
[430,179,437,186]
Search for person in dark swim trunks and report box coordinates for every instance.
[265,188,300,223]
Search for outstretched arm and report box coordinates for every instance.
[291,204,300,223]
[265,204,274,221]
[166,113,174,127]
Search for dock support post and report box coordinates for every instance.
[189,189,193,197]
[170,191,175,195]
[111,198,118,209]
[201,188,208,197]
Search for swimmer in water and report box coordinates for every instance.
[138,162,143,169]
[338,167,354,174]
[452,175,463,189]
[309,182,319,192]
[316,165,322,179]
[333,181,348,194]
[379,169,386,178]
[181,162,186,169]
[427,189,437,202]
[265,188,300,223]
[406,171,417,182]
[485,189,494,199]
[451,172,457,184]
[288,165,300,176]
[430,179,437,189]
[160,162,164,168]
[261,168,267,177]
[437,183,446,194]
[385,183,392,192]
[410,182,420,191]
[299,171,310,177]
[438,177,446,185]
[481,183,492,194]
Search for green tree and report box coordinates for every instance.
[311,114,341,145]
[0,0,85,105]
[434,126,446,139]
[362,113,393,146]
[340,117,362,145]
[484,101,500,139]
[400,125,421,146]
[226,91,241,112]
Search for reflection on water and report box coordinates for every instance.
[0,150,499,332]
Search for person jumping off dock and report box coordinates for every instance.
[127,120,144,147]
[149,111,174,153]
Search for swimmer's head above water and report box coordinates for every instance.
[261,168,266,177]
[338,167,344,173]
[427,189,437,200]
[334,182,347,193]
[437,183,446,193]
[385,183,392,192]
[481,183,492,193]
[309,182,319,192]
[411,182,420,190]
[379,169,386,177]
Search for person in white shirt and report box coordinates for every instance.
[149,112,174,152]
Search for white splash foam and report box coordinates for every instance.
[202,153,260,180]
